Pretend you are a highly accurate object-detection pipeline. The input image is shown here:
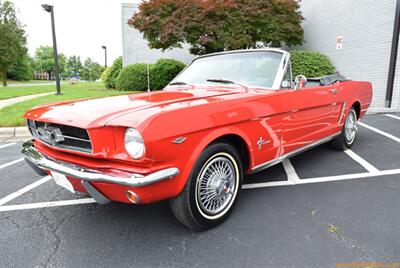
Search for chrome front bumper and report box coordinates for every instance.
[22,141,179,187]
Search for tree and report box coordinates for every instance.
[81,58,103,81]
[0,0,28,86]
[33,46,66,80]
[66,55,83,78]
[7,53,33,81]
[129,0,304,55]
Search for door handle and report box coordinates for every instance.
[329,89,338,95]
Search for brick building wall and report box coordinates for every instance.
[121,1,399,109]
[121,3,194,66]
[300,0,399,110]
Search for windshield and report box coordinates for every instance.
[171,51,283,89]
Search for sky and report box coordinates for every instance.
[11,0,140,65]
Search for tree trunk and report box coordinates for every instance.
[1,69,7,87]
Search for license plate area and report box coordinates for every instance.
[51,171,75,193]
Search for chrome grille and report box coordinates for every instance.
[27,119,92,153]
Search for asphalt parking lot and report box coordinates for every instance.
[0,113,399,268]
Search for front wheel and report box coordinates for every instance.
[330,107,358,150]
[170,142,243,231]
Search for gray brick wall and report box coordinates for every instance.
[121,3,194,66]
[393,41,400,109]
[300,0,398,109]
[121,1,399,109]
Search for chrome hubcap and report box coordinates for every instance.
[345,111,357,143]
[197,156,237,216]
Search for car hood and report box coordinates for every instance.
[24,87,248,129]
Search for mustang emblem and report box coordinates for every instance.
[37,125,65,145]
[257,137,270,150]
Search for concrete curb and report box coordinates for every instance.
[0,127,30,140]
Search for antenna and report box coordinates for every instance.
[147,64,150,93]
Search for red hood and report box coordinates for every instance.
[24,87,247,129]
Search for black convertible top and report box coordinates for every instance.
[306,73,348,87]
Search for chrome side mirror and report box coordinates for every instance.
[281,80,292,89]
[294,75,307,90]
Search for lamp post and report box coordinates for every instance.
[101,45,107,68]
[42,4,61,95]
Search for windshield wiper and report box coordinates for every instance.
[206,79,248,92]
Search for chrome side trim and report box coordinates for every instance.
[251,132,341,174]
[22,141,179,187]
[172,137,187,144]
[338,102,346,124]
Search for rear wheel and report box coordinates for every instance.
[170,143,243,231]
[330,107,358,150]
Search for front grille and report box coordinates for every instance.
[27,119,92,153]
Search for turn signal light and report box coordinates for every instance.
[126,190,141,204]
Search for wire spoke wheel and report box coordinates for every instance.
[344,110,357,143]
[196,156,237,217]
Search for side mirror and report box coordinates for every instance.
[294,75,307,90]
[281,80,292,89]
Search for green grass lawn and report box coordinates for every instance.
[0,82,135,127]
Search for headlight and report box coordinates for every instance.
[124,128,145,159]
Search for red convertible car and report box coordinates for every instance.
[22,49,372,230]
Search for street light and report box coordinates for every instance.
[101,45,107,68]
[42,4,61,95]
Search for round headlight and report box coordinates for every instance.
[124,128,145,159]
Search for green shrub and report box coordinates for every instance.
[290,50,335,78]
[101,67,110,83]
[150,59,186,90]
[103,56,122,89]
[116,63,149,91]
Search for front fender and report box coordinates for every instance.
[167,126,254,198]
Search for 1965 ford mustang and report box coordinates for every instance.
[22,49,372,230]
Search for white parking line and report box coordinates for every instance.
[0,176,52,206]
[282,159,300,183]
[243,168,400,189]
[344,149,379,173]
[384,114,400,120]
[0,198,96,212]
[1,168,399,210]
[0,158,24,170]
[242,180,292,189]
[0,143,16,149]
[358,122,400,143]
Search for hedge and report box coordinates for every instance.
[103,56,122,89]
[116,63,149,91]
[115,59,186,91]
[290,50,335,78]
[100,67,110,84]
[150,59,186,90]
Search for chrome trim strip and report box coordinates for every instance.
[272,52,291,89]
[338,102,346,124]
[251,132,341,174]
[22,141,179,187]
[62,135,91,142]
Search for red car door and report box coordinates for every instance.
[279,83,342,155]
